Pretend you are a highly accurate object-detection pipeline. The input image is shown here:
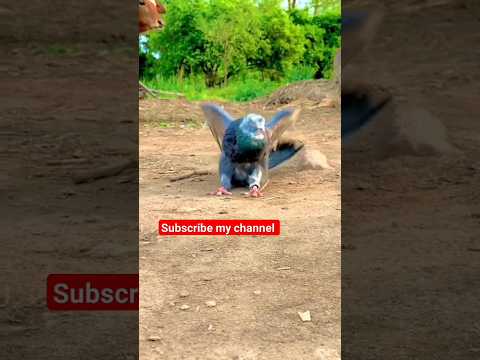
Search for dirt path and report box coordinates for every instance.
[139,99,341,359]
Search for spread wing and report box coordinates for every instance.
[342,85,392,138]
[266,109,300,147]
[201,103,235,150]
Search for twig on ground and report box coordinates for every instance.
[169,170,211,182]
[139,81,185,98]
[47,158,89,166]
[72,158,137,184]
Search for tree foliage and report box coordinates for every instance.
[141,0,340,86]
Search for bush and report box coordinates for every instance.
[141,0,340,100]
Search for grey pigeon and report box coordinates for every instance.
[202,104,303,197]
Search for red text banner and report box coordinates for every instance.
[47,274,139,311]
[158,219,280,236]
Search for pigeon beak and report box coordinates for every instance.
[255,128,266,139]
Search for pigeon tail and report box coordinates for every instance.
[269,140,304,169]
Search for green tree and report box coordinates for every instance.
[141,0,340,89]
[147,0,208,78]
[199,0,261,86]
[311,0,340,16]
[289,7,340,78]
[255,0,306,80]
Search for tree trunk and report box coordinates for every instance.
[312,0,321,16]
[223,60,229,86]
[223,44,231,87]
[178,63,185,84]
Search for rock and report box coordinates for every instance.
[179,291,189,298]
[180,207,199,213]
[205,300,217,308]
[376,104,461,158]
[314,347,339,359]
[298,310,311,322]
[208,324,213,331]
[319,97,337,108]
[253,290,261,296]
[299,149,332,170]
[179,304,190,311]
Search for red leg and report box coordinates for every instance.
[246,185,263,198]
[209,186,232,196]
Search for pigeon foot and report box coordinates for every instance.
[244,185,263,198]
[210,187,232,196]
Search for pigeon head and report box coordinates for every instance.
[237,114,267,152]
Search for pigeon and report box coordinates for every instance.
[201,104,304,197]
[341,9,392,138]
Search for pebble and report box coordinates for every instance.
[179,304,190,311]
[179,291,189,298]
[205,300,217,308]
[208,324,213,331]
[147,336,161,342]
[298,310,311,322]
[253,290,261,296]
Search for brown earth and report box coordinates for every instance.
[139,98,341,360]
[1,1,139,357]
[342,0,480,358]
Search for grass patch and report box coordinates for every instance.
[141,66,317,102]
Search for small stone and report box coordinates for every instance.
[117,176,132,184]
[147,336,161,342]
[181,207,199,213]
[179,291,189,298]
[207,324,213,331]
[314,347,339,359]
[298,310,311,322]
[62,189,77,196]
[205,300,217,308]
[179,304,190,311]
[253,290,261,296]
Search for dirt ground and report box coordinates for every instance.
[139,98,341,359]
[1,2,139,358]
[342,0,480,358]
[3,0,478,358]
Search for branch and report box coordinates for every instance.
[72,158,137,184]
